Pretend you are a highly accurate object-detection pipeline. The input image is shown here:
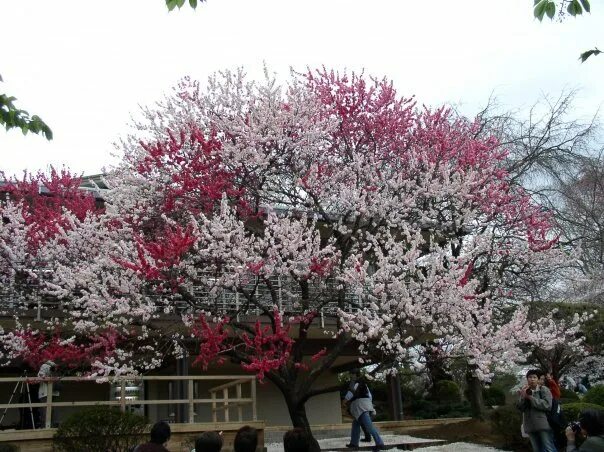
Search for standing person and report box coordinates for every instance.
[134,421,171,452]
[234,426,258,452]
[565,409,604,451]
[576,375,590,394]
[545,372,565,450]
[193,431,223,452]
[344,377,385,451]
[516,369,556,452]
[344,370,372,442]
[283,428,311,452]
[37,361,58,428]
[545,372,561,401]
[581,375,591,391]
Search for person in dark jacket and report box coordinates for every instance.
[193,431,223,452]
[234,426,258,452]
[516,369,556,452]
[344,370,372,442]
[344,378,385,451]
[134,421,171,452]
[545,372,561,400]
[283,428,311,452]
[565,409,604,452]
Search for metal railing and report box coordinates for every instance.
[0,375,257,429]
[0,273,366,324]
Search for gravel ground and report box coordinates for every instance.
[266,434,507,451]
[410,442,505,451]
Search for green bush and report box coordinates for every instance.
[561,402,604,422]
[560,388,580,402]
[489,372,518,393]
[489,405,524,449]
[483,386,506,406]
[430,380,461,403]
[53,406,147,452]
[409,399,471,419]
[584,385,604,406]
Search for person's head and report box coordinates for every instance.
[526,369,543,388]
[195,431,223,452]
[578,409,604,437]
[234,426,258,452]
[538,373,546,385]
[283,428,311,452]
[150,421,171,445]
[545,372,554,382]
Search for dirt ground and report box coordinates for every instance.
[403,419,531,451]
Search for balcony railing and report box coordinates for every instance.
[0,273,365,325]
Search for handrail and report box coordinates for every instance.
[0,375,257,429]
[0,375,256,383]
[207,377,257,423]
[207,377,250,393]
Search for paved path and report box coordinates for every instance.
[266,434,506,451]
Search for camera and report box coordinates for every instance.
[569,421,582,434]
[526,388,533,396]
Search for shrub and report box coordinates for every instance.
[430,380,461,403]
[489,405,524,449]
[483,386,506,406]
[561,402,604,422]
[53,406,147,452]
[584,385,604,406]
[560,388,580,403]
[489,372,518,393]
[408,399,471,419]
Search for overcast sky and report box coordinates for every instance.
[1,0,602,176]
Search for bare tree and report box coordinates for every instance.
[471,90,602,302]
[552,153,604,303]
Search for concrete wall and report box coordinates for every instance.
[0,421,266,452]
[255,373,342,426]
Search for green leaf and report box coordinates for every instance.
[166,0,178,11]
[42,125,53,140]
[579,48,602,63]
[534,0,548,20]
[580,0,590,13]
[176,0,185,8]
[567,0,582,16]
[546,2,556,19]
[189,0,197,8]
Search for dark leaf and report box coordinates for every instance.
[189,0,197,8]
[567,0,583,15]
[546,2,556,19]
[534,0,549,20]
[579,48,602,63]
[580,0,590,13]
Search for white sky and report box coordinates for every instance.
[1,0,602,176]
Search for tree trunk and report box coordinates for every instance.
[465,370,486,420]
[284,392,322,452]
